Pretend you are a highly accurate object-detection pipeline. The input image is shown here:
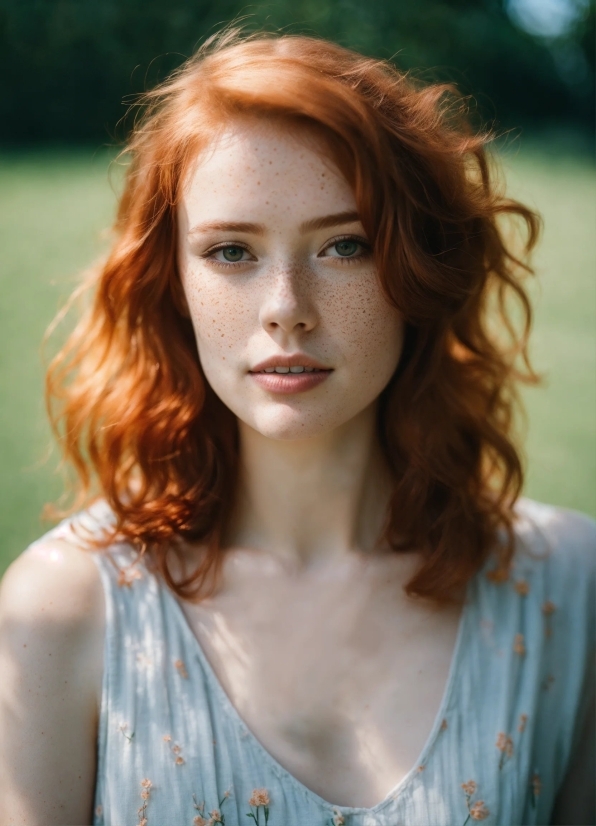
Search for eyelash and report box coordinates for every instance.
[201,235,372,270]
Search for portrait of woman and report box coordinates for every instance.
[0,29,594,826]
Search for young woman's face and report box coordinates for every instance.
[178,120,404,440]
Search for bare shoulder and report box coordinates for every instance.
[0,536,104,825]
[1,535,104,627]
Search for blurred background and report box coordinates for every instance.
[0,0,594,574]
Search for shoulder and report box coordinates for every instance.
[0,530,106,700]
[514,496,596,544]
[0,526,106,821]
[508,501,595,823]
[0,534,104,637]
[513,497,596,581]
[479,498,595,661]
[1,499,124,635]
[0,504,115,689]
[509,498,596,639]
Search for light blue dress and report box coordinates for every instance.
[33,497,595,826]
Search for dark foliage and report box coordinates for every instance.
[0,0,593,145]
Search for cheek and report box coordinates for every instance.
[323,271,404,378]
[182,271,252,357]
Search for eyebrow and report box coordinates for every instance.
[299,210,360,233]
[187,210,361,238]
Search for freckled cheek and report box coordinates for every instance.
[183,274,254,355]
[322,279,403,376]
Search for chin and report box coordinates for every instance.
[244,403,363,442]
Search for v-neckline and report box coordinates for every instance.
[160,572,473,817]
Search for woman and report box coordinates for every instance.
[0,30,593,826]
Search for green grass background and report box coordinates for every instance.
[0,145,594,575]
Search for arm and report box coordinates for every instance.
[0,539,105,826]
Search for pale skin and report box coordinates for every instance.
[0,120,592,824]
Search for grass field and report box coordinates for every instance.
[0,144,594,575]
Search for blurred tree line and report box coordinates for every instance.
[0,0,593,146]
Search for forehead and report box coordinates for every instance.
[180,119,357,226]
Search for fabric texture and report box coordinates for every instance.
[31,498,595,826]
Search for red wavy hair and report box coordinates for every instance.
[46,29,540,605]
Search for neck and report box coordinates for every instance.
[225,404,393,569]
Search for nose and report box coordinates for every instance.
[258,265,318,336]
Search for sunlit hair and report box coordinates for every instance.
[46,29,540,605]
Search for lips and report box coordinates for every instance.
[249,354,333,394]
[249,354,331,373]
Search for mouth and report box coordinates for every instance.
[252,365,327,374]
[248,358,333,394]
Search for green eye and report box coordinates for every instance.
[334,240,359,257]
[222,246,245,262]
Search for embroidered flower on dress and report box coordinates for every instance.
[117,565,142,588]
[514,579,529,596]
[531,769,542,807]
[163,736,185,765]
[513,633,526,656]
[247,788,270,824]
[469,800,490,820]
[440,718,448,731]
[95,804,103,818]
[175,658,189,679]
[518,713,528,733]
[332,809,346,825]
[542,600,556,638]
[461,780,489,824]
[485,565,510,584]
[192,795,206,817]
[496,732,513,755]
[118,722,135,742]
[137,779,152,826]
[248,789,270,807]
[496,732,514,769]
[417,764,426,772]
[193,789,231,825]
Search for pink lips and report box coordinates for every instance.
[249,355,333,395]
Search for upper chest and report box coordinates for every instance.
[176,551,465,807]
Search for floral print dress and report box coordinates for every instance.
[31,498,595,826]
